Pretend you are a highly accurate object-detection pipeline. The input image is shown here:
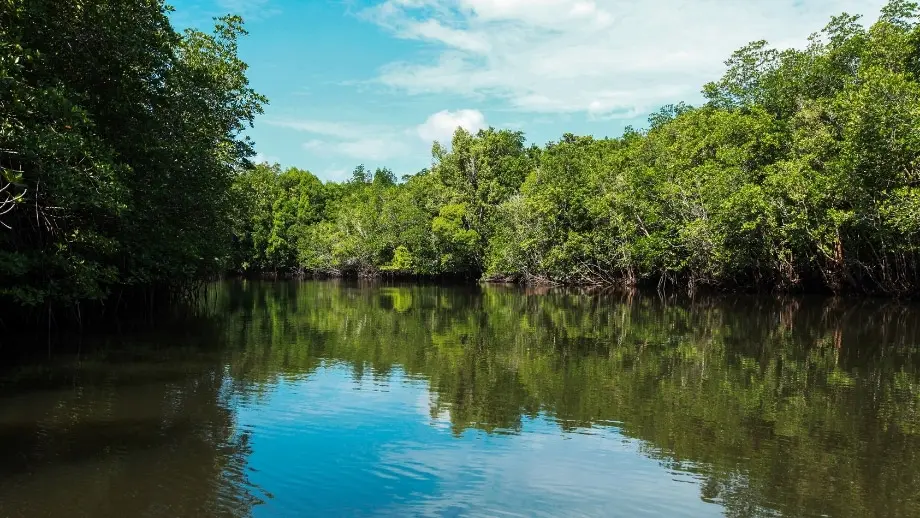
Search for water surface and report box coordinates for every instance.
[2,281,920,517]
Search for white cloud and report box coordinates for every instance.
[299,134,413,161]
[364,0,888,116]
[267,118,413,161]
[404,20,492,53]
[268,109,487,162]
[416,109,487,144]
[267,120,377,140]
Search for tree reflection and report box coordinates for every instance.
[212,280,920,518]
[0,318,264,518]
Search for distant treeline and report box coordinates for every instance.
[231,1,920,296]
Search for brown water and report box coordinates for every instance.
[1,280,920,517]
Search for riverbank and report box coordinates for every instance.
[226,268,868,299]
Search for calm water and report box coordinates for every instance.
[2,281,920,518]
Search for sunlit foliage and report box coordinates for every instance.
[234,2,920,296]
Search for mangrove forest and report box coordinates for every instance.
[5,0,920,329]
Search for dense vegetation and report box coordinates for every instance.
[0,0,265,323]
[232,1,920,296]
[5,0,920,330]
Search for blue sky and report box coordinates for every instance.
[171,0,888,182]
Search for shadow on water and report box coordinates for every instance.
[2,279,920,517]
[0,416,200,476]
[0,317,265,518]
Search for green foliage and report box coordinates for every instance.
[231,128,534,279]
[0,1,266,316]
[231,164,325,272]
[8,0,920,307]
[229,1,920,295]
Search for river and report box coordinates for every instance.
[1,280,919,517]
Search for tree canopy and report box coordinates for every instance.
[230,1,920,297]
[0,0,266,322]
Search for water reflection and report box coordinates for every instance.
[1,280,920,517]
[214,281,920,517]
[0,352,264,518]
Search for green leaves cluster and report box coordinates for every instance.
[489,0,920,294]
[0,1,266,313]
[234,1,920,295]
[231,129,536,279]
